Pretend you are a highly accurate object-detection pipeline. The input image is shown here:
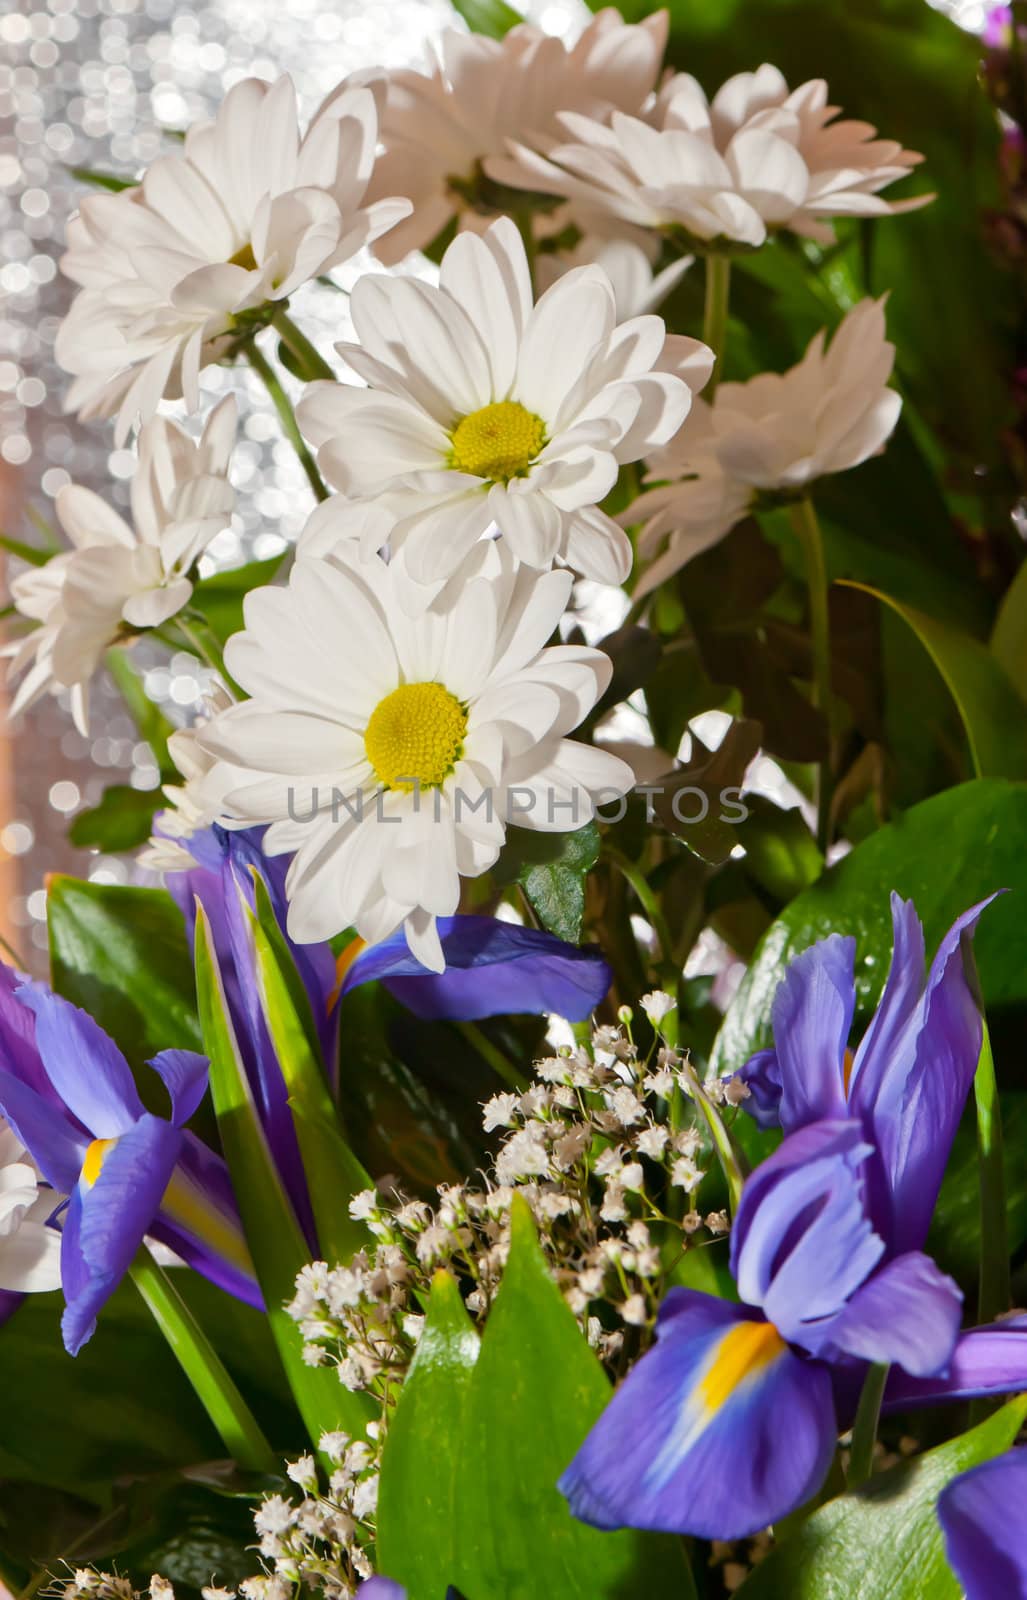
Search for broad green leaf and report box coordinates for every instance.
[735,1395,1027,1599]
[247,873,371,1263]
[378,1271,481,1597]
[843,582,1027,780]
[928,1092,1027,1287]
[191,557,284,647]
[106,648,177,776]
[68,783,164,852]
[450,0,524,39]
[991,558,1027,702]
[711,779,1027,1077]
[735,795,823,903]
[495,821,600,942]
[48,877,201,1067]
[454,1196,694,1600]
[194,910,373,1450]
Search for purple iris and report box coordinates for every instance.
[736,892,992,1257]
[938,1449,1027,1599]
[559,1117,962,1539]
[0,973,260,1354]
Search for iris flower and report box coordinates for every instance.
[559,1116,962,1539]
[737,892,992,1256]
[937,1449,1027,1599]
[560,895,997,1539]
[0,972,259,1354]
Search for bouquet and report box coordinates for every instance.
[2,1,1026,1597]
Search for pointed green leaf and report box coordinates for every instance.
[67,164,136,192]
[68,784,164,852]
[106,649,177,776]
[0,531,57,566]
[735,1396,1027,1599]
[841,582,1027,780]
[450,0,524,38]
[378,1271,481,1596]
[246,872,371,1263]
[454,1196,695,1600]
[48,877,201,1067]
[495,821,600,942]
[194,907,372,1449]
[190,556,285,647]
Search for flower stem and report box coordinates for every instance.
[677,1056,747,1215]
[789,494,834,854]
[245,339,329,503]
[974,1022,1009,1326]
[130,1249,277,1473]
[176,614,225,679]
[456,1020,529,1092]
[607,847,678,987]
[271,307,336,382]
[847,1361,889,1488]
[702,255,731,395]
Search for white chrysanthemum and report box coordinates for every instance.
[633,298,901,591]
[4,399,236,733]
[364,9,668,264]
[137,685,242,871]
[296,217,711,602]
[0,1121,62,1295]
[55,77,410,440]
[196,541,634,970]
[491,64,930,250]
[535,236,692,320]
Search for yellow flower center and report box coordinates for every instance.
[80,1136,118,1189]
[449,400,546,482]
[229,241,257,270]
[364,682,468,792]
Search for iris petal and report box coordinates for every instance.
[342,914,612,1021]
[769,932,854,1129]
[938,1450,1027,1600]
[16,982,143,1137]
[559,1289,836,1540]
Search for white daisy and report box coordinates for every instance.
[137,685,243,872]
[535,236,692,321]
[4,398,236,733]
[55,77,411,441]
[195,541,635,970]
[296,216,711,603]
[490,64,930,251]
[364,9,669,265]
[633,298,901,591]
[0,1121,63,1296]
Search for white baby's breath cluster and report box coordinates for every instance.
[289,1015,737,1390]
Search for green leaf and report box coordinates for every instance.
[246,872,372,1263]
[735,1395,1027,1599]
[67,164,136,192]
[191,557,284,647]
[711,779,1027,1077]
[454,1196,694,1600]
[450,0,524,38]
[0,531,57,566]
[928,1092,1027,1286]
[843,583,1027,780]
[193,910,373,1450]
[48,877,202,1067]
[735,794,823,903]
[106,648,177,776]
[649,717,763,865]
[991,559,1027,703]
[496,821,601,942]
[378,1271,481,1597]
[68,783,164,852]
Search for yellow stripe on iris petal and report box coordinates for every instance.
[327,935,367,1012]
[699,1320,786,1416]
[80,1136,118,1189]
[161,1167,256,1279]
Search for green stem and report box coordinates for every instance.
[607,847,678,987]
[245,340,329,503]
[677,1057,747,1215]
[847,1361,889,1488]
[272,307,336,382]
[176,615,225,678]
[702,255,731,395]
[456,1021,528,1092]
[974,1022,1009,1326]
[789,495,834,854]
[130,1251,276,1473]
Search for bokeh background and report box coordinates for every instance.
[0,0,989,962]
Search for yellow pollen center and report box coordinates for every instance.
[229,241,257,270]
[364,682,468,792]
[81,1136,117,1189]
[700,1320,785,1415]
[449,400,546,482]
